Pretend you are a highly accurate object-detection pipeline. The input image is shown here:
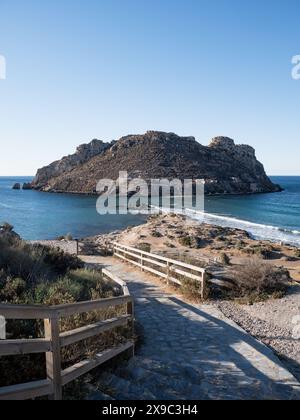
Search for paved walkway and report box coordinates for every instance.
[82,256,300,400]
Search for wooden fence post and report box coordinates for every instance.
[201,272,209,300]
[75,239,79,256]
[44,317,62,400]
[127,299,135,357]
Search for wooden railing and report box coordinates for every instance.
[0,269,134,401]
[113,243,209,299]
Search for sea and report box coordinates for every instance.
[0,176,299,246]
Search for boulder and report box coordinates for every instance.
[12,183,21,190]
[22,183,32,190]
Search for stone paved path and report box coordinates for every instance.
[82,256,300,400]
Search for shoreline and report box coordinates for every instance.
[81,213,300,282]
[4,177,299,247]
[31,185,284,197]
[31,208,300,250]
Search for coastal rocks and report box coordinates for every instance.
[0,223,21,241]
[32,138,112,189]
[31,131,282,195]
[12,182,32,190]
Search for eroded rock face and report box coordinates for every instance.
[32,139,112,189]
[31,132,282,195]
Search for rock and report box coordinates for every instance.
[22,183,32,190]
[31,131,282,195]
[32,138,112,189]
[0,223,21,241]
[12,183,21,190]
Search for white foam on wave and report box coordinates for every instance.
[151,205,300,246]
[186,208,300,246]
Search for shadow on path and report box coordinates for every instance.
[86,257,300,400]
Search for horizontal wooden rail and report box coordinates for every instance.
[114,242,208,299]
[102,269,130,296]
[0,303,52,320]
[0,269,134,400]
[115,243,206,273]
[54,295,132,318]
[0,380,53,401]
[0,338,51,357]
[60,315,131,347]
[61,342,134,386]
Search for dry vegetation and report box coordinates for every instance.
[89,214,297,302]
[228,258,291,303]
[0,226,131,390]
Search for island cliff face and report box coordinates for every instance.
[32,131,282,195]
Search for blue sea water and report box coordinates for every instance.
[200,176,300,246]
[0,177,146,240]
[0,176,300,245]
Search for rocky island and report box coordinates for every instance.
[31,131,282,195]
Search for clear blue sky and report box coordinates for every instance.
[0,0,299,176]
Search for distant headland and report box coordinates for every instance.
[30,131,282,196]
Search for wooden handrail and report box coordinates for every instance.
[114,242,209,299]
[114,242,206,274]
[0,380,53,401]
[54,295,132,318]
[0,338,52,357]
[60,315,131,347]
[61,342,134,387]
[0,295,131,320]
[0,268,134,401]
[0,303,53,320]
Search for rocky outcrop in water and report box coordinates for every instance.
[31,131,282,195]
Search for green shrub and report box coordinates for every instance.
[180,279,203,301]
[0,234,130,390]
[136,243,151,253]
[151,231,162,238]
[179,236,193,247]
[0,236,83,285]
[219,252,231,266]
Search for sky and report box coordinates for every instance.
[0,0,299,176]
